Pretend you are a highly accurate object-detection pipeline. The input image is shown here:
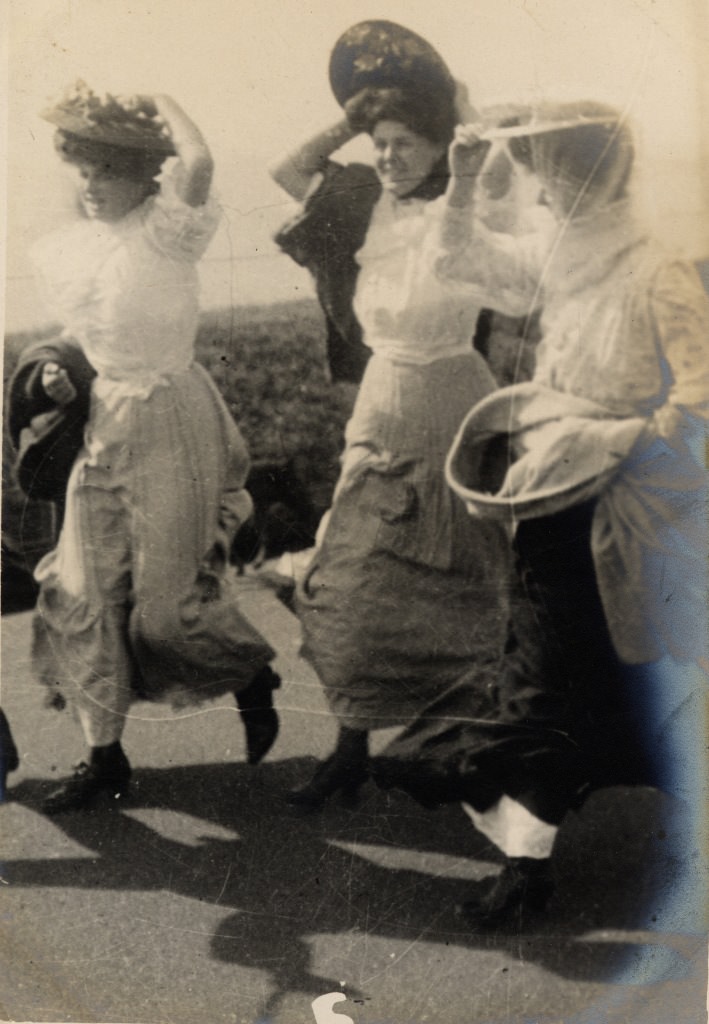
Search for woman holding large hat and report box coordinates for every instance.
[373,103,709,924]
[12,82,282,812]
[271,22,523,809]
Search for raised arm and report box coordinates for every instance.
[121,94,214,207]
[441,124,491,247]
[437,125,544,315]
[269,118,358,202]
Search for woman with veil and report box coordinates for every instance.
[373,101,709,923]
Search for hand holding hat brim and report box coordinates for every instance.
[480,114,619,142]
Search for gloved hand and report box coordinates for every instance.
[41,362,77,406]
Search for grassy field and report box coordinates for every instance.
[4,297,353,476]
[3,297,537,607]
[2,299,355,603]
[193,301,354,504]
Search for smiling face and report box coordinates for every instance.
[371,120,445,198]
[74,162,154,222]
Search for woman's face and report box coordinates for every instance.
[537,181,572,221]
[371,120,445,198]
[479,146,517,202]
[74,162,153,222]
[476,144,550,233]
[473,144,561,234]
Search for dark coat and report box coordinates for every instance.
[7,337,96,503]
[274,157,508,384]
[275,161,380,384]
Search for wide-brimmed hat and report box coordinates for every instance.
[445,382,646,521]
[329,20,455,108]
[40,80,175,154]
[480,111,619,143]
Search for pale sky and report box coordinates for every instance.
[4,0,709,330]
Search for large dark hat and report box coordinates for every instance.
[329,20,455,107]
[41,80,176,155]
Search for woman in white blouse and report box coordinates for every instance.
[374,102,709,924]
[271,77,516,810]
[23,83,281,813]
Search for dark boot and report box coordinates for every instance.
[42,741,132,815]
[459,856,554,927]
[286,726,369,811]
[0,710,20,799]
[235,665,281,765]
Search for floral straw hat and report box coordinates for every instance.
[41,80,176,154]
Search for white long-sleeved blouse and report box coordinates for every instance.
[439,199,709,663]
[352,190,531,366]
[439,200,709,423]
[31,158,220,394]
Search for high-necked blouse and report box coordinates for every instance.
[31,158,220,396]
[439,199,709,663]
[440,200,709,421]
[352,190,530,366]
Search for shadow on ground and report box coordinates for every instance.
[4,758,697,1020]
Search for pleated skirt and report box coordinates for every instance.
[33,364,274,713]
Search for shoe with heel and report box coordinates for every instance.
[0,710,19,798]
[235,664,281,765]
[286,755,369,810]
[459,856,554,927]
[42,741,132,815]
[286,727,369,811]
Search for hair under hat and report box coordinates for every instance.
[53,130,168,183]
[330,20,457,147]
[42,80,174,182]
[344,84,457,145]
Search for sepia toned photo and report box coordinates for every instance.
[2,2,708,1022]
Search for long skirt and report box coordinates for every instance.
[296,353,511,730]
[371,500,663,822]
[32,364,274,747]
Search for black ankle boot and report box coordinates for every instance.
[235,665,281,765]
[286,728,369,811]
[0,710,19,798]
[459,857,554,927]
[42,741,132,815]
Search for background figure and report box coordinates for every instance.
[374,101,709,924]
[0,710,20,799]
[271,21,521,810]
[10,83,282,814]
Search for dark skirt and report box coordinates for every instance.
[372,500,657,823]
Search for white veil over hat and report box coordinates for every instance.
[479,100,636,221]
